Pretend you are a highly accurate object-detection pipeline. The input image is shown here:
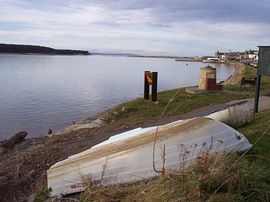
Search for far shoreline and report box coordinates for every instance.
[0,43,90,55]
[0,53,91,56]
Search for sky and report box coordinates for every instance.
[0,0,269,56]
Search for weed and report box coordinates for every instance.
[79,192,91,202]
[34,187,52,202]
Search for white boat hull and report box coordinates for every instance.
[47,117,252,196]
[205,101,252,128]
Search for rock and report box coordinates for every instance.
[121,126,129,130]
[0,146,4,154]
[48,129,52,135]
[113,111,119,116]
[27,194,35,202]
[51,197,59,202]
[2,131,28,149]
[55,118,105,136]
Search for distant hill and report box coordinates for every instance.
[91,52,140,57]
[0,44,90,55]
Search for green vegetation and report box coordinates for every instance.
[34,187,52,202]
[0,43,89,55]
[243,64,270,95]
[239,109,270,163]
[106,89,250,125]
[224,64,270,94]
[105,63,270,127]
[243,64,257,78]
[80,157,270,201]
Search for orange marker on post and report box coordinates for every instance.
[144,71,158,101]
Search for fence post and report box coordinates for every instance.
[254,74,261,113]
[144,71,150,100]
[152,72,158,101]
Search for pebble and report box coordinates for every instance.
[27,194,34,202]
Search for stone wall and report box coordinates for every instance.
[199,66,216,90]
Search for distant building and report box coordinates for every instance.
[215,51,226,60]
[215,49,258,64]
[225,51,245,60]
[244,49,258,61]
[215,50,249,61]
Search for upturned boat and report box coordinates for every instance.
[47,117,252,196]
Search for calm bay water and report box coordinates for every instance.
[0,55,235,139]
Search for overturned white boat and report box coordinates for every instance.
[204,100,252,128]
[47,117,252,196]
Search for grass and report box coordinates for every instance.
[105,88,250,125]
[34,187,52,202]
[243,64,270,95]
[238,109,270,164]
[224,63,270,95]
[104,63,269,126]
[80,156,270,201]
[78,109,270,202]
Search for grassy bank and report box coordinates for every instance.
[105,63,270,127]
[105,88,250,126]
[238,109,270,162]
[243,65,270,94]
[224,63,270,95]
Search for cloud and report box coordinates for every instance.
[0,0,269,55]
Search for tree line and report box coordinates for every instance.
[0,44,89,55]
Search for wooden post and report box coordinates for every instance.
[254,74,261,113]
[144,71,150,100]
[254,47,262,114]
[152,72,158,101]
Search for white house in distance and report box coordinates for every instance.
[215,51,226,60]
[215,49,258,62]
[246,50,258,61]
[215,51,244,61]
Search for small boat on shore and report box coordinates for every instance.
[205,100,252,128]
[47,117,252,197]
